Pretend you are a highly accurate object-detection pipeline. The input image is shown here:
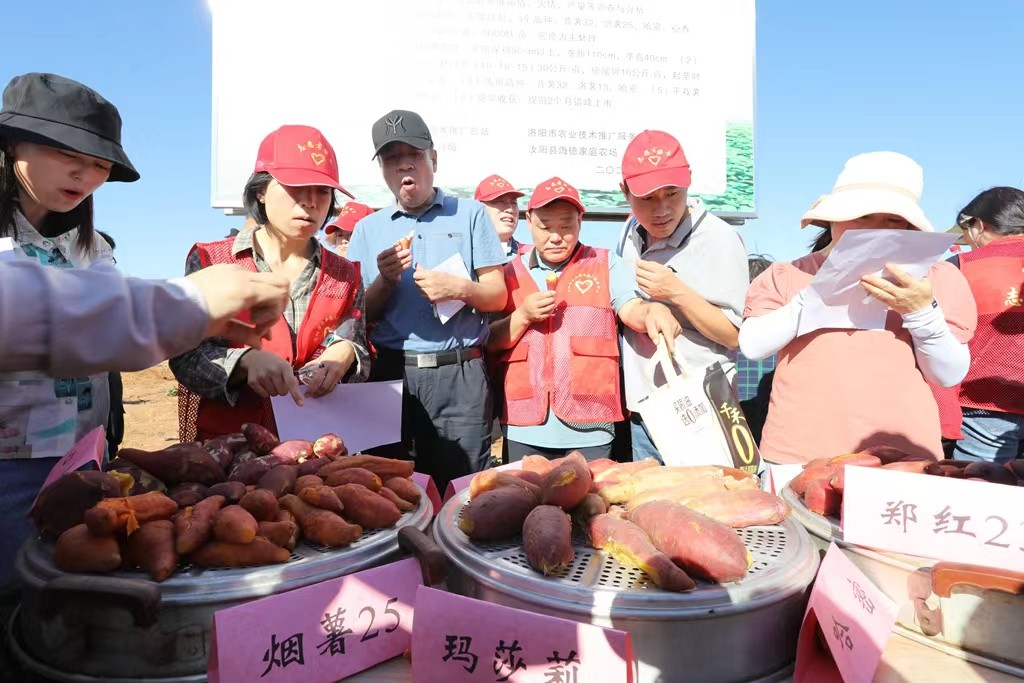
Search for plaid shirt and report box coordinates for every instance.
[170,229,369,404]
[735,352,777,402]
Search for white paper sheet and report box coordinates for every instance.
[797,230,958,336]
[430,252,472,324]
[0,237,17,261]
[270,380,403,453]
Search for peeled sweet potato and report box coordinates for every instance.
[189,536,290,568]
[539,454,592,510]
[214,505,258,544]
[299,486,345,515]
[271,440,314,464]
[118,443,226,486]
[469,470,539,500]
[324,467,382,491]
[587,514,696,592]
[53,524,122,573]
[258,519,299,550]
[279,494,362,547]
[175,495,226,554]
[297,458,329,478]
[522,506,574,575]
[334,484,402,528]
[239,489,280,522]
[84,491,179,536]
[209,481,246,504]
[587,458,618,478]
[624,476,748,511]
[788,464,837,497]
[125,520,177,582]
[319,455,414,480]
[383,477,422,505]
[880,460,930,474]
[258,465,298,498]
[313,433,347,459]
[599,465,725,504]
[804,478,841,517]
[378,486,414,512]
[30,470,121,537]
[629,501,751,583]
[593,458,659,484]
[686,489,791,528]
[295,474,326,495]
[169,483,210,508]
[241,423,280,456]
[458,486,538,540]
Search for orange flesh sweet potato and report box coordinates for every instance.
[298,486,345,515]
[257,519,299,549]
[213,505,258,544]
[333,484,402,528]
[383,477,422,505]
[828,453,882,468]
[53,524,122,573]
[788,464,837,497]
[522,506,574,575]
[189,536,290,567]
[468,470,539,499]
[458,486,538,540]
[539,455,592,510]
[587,458,618,478]
[593,458,659,484]
[85,491,179,536]
[624,476,743,511]
[279,494,362,547]
[319,455,414,480]
[804,479,842,517]
[324,467,382,491]
[599,465,724,504]
[685,489,791,528]
[126,520,177,582]
[175,494,226,554]
[587,514,696,592]
[239,489,280,522]
[118,443,226,486]
[378,486,414,512]
[629,500,751,583]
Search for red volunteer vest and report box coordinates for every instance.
[500,245,625,426]
[957,235,1024,414]
[187,238,360,440]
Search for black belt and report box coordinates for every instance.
[383,347,483,368]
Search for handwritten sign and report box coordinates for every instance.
[794,543,897,683]
[444,461,523,503]
[412,472,442,517]
[207,556,422,683]
[33,426,106,505]
[843,466,1024,572]
[411,586,635,682]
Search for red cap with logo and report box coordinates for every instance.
[621,130,691,196]
[254,125,355,199]
[325,202,374,235]
[527,176,585,213]
[474,174,525,202]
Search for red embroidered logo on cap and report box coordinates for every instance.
[638,147,673,167]
[546,179,569,194]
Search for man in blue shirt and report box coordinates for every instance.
[346,110,507,490]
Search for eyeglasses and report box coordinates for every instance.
[956,213,979,231]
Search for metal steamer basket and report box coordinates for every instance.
[781,486,1024,676]
[433,491,820,683]
[8,487,433,683]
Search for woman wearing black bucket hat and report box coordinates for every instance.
[0,72,139,597]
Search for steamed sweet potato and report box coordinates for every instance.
[258,519,300,550]
[469,470,539,499]
[599,465,725,504]
[522,506,574,575]
[175,495,226,554]
[383,477,422,505]
[209,481,246,504]
[214,505,258,544]
[520,454,554,476]
[84,491,178,536]
[804,478,841,517]
[573,493,608,523]
[297,458,329,478]
[624,476,744,511]
[686,489,791,528]
[313,433,347,459]
[271,440,314,463]
[539,455,592,510]
[125,520,177,582]
[118,442,226,486]
[324,467,382,491]
[295,474,326,495]
[169,483,210,508]
[189,536,290,567]
[593,458,660,484]
[258,465,298,498]
[587,514,696,592]
[279,494,362,547]
[806,453,882,469]
[53,524,122,573]
[241,423,280,455]
[963,461,1018,486]
[629,501,751,583]
[512,470,543,486]
[239,489,280,522]
[108,463,167,496]
[458,486,538,540]
[880,460,930,474]
[334,484,402,528]
[299,486,345,515]
[587,458,618,478]
[30,470,121,537]
[378,486,414,512]
[788,464,837,496]
[319,455,414,480]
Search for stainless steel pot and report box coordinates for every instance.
[9,487,433,683]
[433,491,819,683]
[782,486,1024,676]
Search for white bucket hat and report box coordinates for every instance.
[801,151,934,232]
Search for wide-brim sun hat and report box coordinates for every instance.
[801,151,934,232]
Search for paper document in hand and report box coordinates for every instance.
[797,229,957,336]
[270,380,403,453]
[0,237,16,261]
[431,252,472,324]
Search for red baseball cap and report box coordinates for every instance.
[254,125,355,199]
[474,174,525,202]
[621,130,691,196]
[527,176,585,214]
[325,202,374,235]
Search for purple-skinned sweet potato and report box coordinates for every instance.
[169,483,210,508]
[107,462,167,496]
[258,465,298,498]
[30,471,121,537]
[297,457,329,478]
[241,423,280,456]
[118,442,226,486]
[208,481,247,504]
[522,505,574,575]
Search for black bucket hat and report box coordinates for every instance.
[0,73,139,183]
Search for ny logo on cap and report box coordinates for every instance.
[637,147,674,167]
[385,115,405,136]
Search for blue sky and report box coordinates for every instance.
[5,1,1023,278]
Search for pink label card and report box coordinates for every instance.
[207,557,422,683]
[33,426,106,506]
[843,465,1024,572]
[794,543,897,683]
[411,586,635,682]
[443,461,523,503]
[411,472,442,517]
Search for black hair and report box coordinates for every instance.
[242,171,337,230]
[810,227,831,253]
[747,254,774,280]
[0,138,97,254]
[958,186,1024,236]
